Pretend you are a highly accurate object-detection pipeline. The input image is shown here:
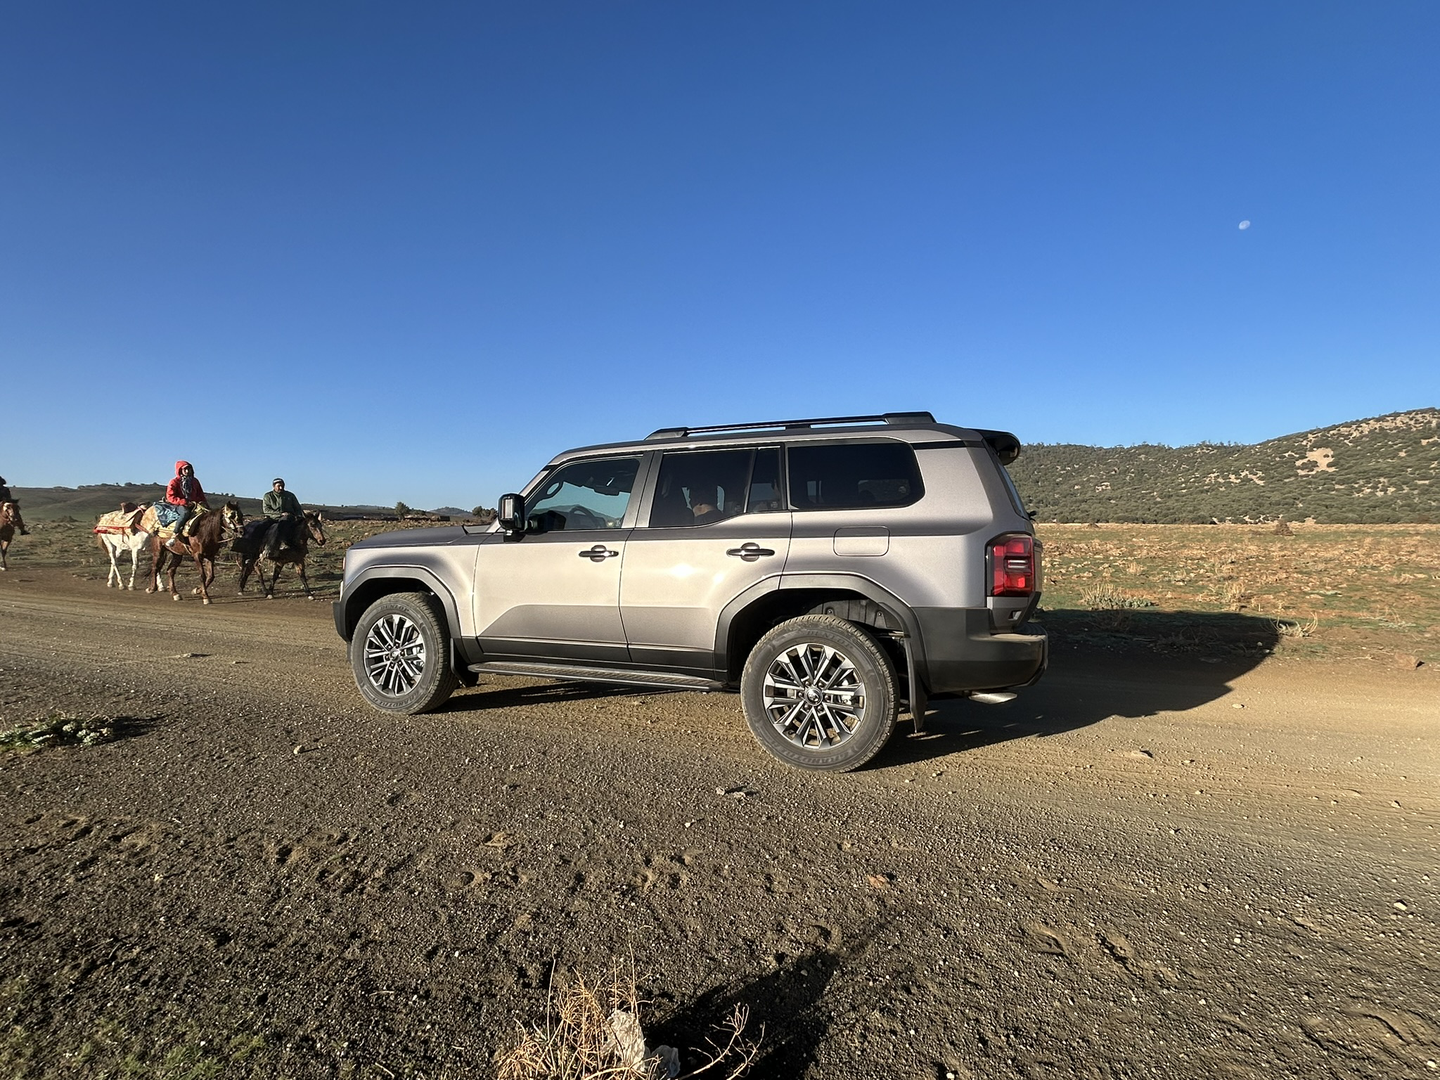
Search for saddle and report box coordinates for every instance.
[144,503,208,542]
[94,504,148,535]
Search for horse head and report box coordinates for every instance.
[221,501,245,536]
[304,510,327,547]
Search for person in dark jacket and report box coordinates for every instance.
[0,476,29,534]
[261,477,305,558]
[164,461,209,535]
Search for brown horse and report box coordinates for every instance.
[0,501,21,570]
[237,511,327,599]
[146,501,243,604]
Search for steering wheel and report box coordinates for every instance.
[563,506,604,530]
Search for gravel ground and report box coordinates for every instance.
[1,567,1437,1079]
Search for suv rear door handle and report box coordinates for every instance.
[726,543,775,562]
[579,545,619,562]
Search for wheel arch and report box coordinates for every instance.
[338,567,463,643]
[339,568,479,686]
[716,573,927,688]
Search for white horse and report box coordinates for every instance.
[94,503,151,590]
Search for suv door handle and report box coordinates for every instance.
[579,545,619,562]
[726,543,775,562]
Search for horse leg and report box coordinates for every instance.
[165,545,182,599]
[193,550,211,605]
[264,559,279,599]
[102,538,118,587]
[296,559,315,600]
[0,537,8,571]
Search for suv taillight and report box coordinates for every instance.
[990,535,1037,597]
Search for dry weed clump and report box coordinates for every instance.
[1078,583,1154,611]
[1273,616,1319,639]
[0,713,116,751]
[496,964,759,1080]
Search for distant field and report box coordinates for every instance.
[1036,522,1439,666]
[5,518,1435,669]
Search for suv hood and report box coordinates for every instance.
[350,525,473,550]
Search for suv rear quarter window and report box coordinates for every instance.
[786,441,923,510]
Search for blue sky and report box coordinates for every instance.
[3,2,1436,509]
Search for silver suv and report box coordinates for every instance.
[334,412,1046,771]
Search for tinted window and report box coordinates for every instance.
[527,456,639,531]
[649,449,754,528]
[786,441,922,510]
[745,447,783,513]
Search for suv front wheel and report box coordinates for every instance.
[740,615,898,772]
[350,592,459,715]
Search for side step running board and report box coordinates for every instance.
[467,661,725,693]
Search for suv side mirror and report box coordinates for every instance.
[498,493,525,534]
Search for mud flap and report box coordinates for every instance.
[904,636,928,734]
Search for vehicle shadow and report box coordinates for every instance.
[650,919,887,1077]
[873,609,1282,769]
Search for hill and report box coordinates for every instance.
[10,409,1436,526]
[6,483,450,524]
[1008,408,1440,523]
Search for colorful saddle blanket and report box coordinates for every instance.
[144,503,208,541]
[94,507,147,534]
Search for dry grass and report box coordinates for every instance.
[1273,616,1319,639]
[1038,523,1440,662]
[495,963,758,1080]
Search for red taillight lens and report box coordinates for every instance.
[990,535,1036,597]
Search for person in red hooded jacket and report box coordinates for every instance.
[164,460,209,535]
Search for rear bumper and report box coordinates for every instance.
[914,607,1048,693]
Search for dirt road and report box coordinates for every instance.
[1,568,1436,1079]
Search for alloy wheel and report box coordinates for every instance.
[362,613,427,697]
[760,641,867,749]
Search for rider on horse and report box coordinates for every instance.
[163,461,209,537]
[0,475,29,534]
[261,477,305,559]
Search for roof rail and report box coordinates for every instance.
[645,411,936,441]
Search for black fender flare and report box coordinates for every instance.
[714,572,929,714]
[335,564,465,646]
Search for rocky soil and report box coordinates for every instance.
[1,567,1436,1079]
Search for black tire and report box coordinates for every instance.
[350,592,459,715]
[740,614,898,772]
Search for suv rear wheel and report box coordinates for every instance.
[350,592,459,714]
[740,614,898,772]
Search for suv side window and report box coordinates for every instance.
[649,448,759,528]
[526,456,639,531]
[745,447,783,513]
[786,441,923,510]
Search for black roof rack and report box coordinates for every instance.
[645,411,936,441]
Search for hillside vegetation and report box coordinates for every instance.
[10,409,1437,526]
[1009,408,1439,523]
[8,483,412,524]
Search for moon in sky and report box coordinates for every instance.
[1238,220,1252,229]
